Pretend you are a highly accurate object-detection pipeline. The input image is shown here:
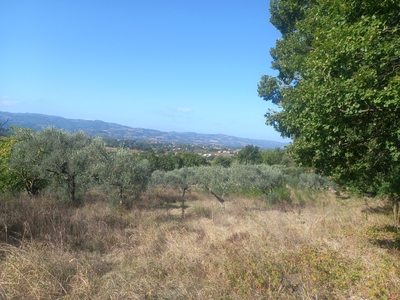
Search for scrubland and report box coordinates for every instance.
[0,190,399,299]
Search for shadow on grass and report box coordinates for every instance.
[135,194,181,210]
[138,193,197,221]
[363,205,393,215]
[367,225,400,251]
[374,239,400,250]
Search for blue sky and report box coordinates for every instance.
[0,1,285,141]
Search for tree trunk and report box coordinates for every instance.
[68,174,76,203]
[181,197,185,220]
[209,189,225,210]
[393,194,399,224]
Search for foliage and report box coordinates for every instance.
[232,164,286,204]
[162,167,197,218]
[259,0,400,195]
[298,172,333,190]
[149,169,168,191]
[40,128,104,204]
[140,152,160,171]
[8,128,49,196]
[157,153,182,171]
[194,165,236,208]
[163,167,196,198]
[139,152,180,171]
[150,163,330,208]
[97,148,151,209]
[151,164,286,205]
[261,147,291,166]
[8,127,106,203]
[0,134,21,194]
[179,151,207,167]
[235,145,262,165]
[139,151,209,172]
[212,155,232,168]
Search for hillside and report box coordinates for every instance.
[0,111,287,149]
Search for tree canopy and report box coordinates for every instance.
[235,145,262,165]
[97,148,151,209]
[9,127,105,202]
[259,0,400,195]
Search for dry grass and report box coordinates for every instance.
[0,190,399,299]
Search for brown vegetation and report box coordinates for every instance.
[0,190,399,299]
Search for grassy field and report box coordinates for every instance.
[0,189,399,299]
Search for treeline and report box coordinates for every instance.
[137,144,292,172]
[103,137,232,155]
[0,126,331,209]
[103,137,292,169]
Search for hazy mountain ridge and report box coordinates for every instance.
[0,111,287,149]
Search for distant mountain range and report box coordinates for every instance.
[0,111,288,149]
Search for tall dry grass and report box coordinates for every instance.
[0,190,399,299]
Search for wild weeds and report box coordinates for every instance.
[0,190,399,299]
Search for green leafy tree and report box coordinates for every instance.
[0,132,22,194]
[261,148,289,166]
[259,0,400,204]
[232,164,286,203]
[212,155,232,168]
[235,145,262,165]
[9,128,49,196]
[98,148,151,209]
[41,128,100,204]
[195,165,236,209]
[164,167,196,218]
[9,127,105,202]
[141,151,159,171]
[149,170,167,191]
[158,153,182,171]
[298,172,331,190]
[179,152,208,167]
[164,167,195,198]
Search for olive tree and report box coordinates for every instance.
[232,164,286,203]
[194,165,235,209]
[41,128,102,203]
[97,148,151,209]
[9,128,49,196]
[9,127,105,203]
[0,130,23,194]
[164,167,196,218]
[149,169,168,191]
[164,167,195,197]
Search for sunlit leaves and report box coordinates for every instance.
[9,127,109,202]
[0,135,20,193]
[261,0,400,194]
[257,75,283,104]
[235,145,262,165]
[9,128,49,196]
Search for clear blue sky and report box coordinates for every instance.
[0,1,285,141]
